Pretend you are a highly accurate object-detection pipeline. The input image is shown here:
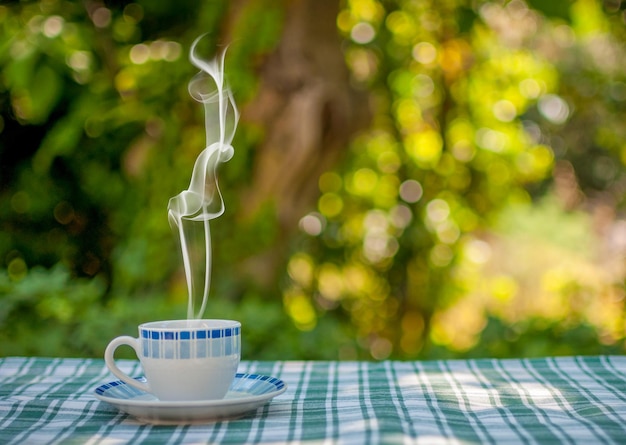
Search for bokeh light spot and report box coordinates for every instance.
[286,293,317,331]
[92,8,111,28]
[288,253,314,287]
[426,199,450,222]
[299,212,325,236]
[476,128,507,152]
[67,51,91,71]
[412,41,437,64]
[163,41,182,62]
[399,179,423,203]
[436,221,460,244]
[43,16,64,38]
[377,151,401,173]
[451,141,475,162]
[405,130,443,166]
[493,100,517,122]
[430,244,454,267]
[538,94,570,124]
[519,78,542,99]
[319,171,342,193]
[351,22,376,44]
[370,337,392,359]
[414,74,435,98]
[390,204,413,229]
[352,168,378,195]
[465,239,492,264]
[386,10,415,43]
[318,263,344,301]
[130,44,150,64]
[114,69,136,96]
[318,193,344,218]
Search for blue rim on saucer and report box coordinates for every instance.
[93,373,287,424]
[95,373,284,401]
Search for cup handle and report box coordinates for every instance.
[104,336,151,394]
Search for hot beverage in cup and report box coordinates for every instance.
[104,319,241,401]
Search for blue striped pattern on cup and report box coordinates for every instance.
[139,326,241,359]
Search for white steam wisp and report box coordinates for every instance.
[167,36,239,319]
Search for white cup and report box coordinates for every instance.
[104,319,241,401]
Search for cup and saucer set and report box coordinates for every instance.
[93,319,287,424]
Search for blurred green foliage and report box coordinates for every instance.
[1,0,626,360]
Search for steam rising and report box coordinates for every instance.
[168,36,239,319]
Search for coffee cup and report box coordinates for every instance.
[104,319,241,401]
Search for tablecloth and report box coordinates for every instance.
[1,356,626,444]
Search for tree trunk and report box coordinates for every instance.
[230,0,370,287]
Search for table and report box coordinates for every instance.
[1,356,626,444]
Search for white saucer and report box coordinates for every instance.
[94,373,287,424]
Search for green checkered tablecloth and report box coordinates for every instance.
[2,356,626,444]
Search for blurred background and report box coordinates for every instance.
[1,0,626,361]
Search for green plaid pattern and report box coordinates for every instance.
[1,356,626,444]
